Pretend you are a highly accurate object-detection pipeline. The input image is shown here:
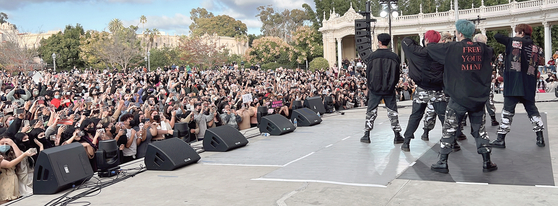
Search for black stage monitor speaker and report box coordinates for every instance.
[144,138,200,171]
[292,100,303,110]
[33,143,94,194]
[257,106,268,124]
[259,114,296,135]
[173,122,190,141]
[304,96,326,115]
[203,125,248,152]
[291,108,322,126]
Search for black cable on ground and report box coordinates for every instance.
[44,166,146,206]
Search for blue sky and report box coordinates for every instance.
[1,0,313,35]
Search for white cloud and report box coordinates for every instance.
[122,13,192,35]
[201,0,215,10]
[242,19,262,29]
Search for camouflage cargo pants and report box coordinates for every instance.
[403,87,447,139]
[365,92,401,132]
[440,99,490,155]
[498,96,544,135]
[422,89,448,131]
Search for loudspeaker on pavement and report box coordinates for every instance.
[291,108,322,126]
[304,96,326,115]
[144,137,200,171]
[33,143,94,194]
[259,114,296,135]
[203,125,248,152]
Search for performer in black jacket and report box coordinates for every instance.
[400,30,457,152]
[360,33,404,144]
[427,20,497,173]
[490,24,546,148]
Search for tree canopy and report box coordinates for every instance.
[38,24,85,70]
[256,5,309,43]
[189,8,247,37]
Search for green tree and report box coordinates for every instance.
[244,36,295,67]
[149,47,185,68]
[189,8,247,37]
[256,5,309,42]
[0,12,17,30]
[0,12,8,24]
[79,19,142,70]
[291,26,323,64]
[79,30,111,69]
[38,24,85,70]
[309,57,329,71]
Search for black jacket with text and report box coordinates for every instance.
[364,48,401,96]
[427,39,493,112]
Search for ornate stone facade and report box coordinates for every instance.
[320,0,558,68]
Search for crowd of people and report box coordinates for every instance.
[0,55,387,202]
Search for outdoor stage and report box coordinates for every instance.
[13,94,558,205]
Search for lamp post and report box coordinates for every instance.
[52,53,56,72]
[147,51,151,71]
[379,0,399,51]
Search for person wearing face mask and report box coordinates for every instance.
[50,91,62,109]
[0,137,37,204]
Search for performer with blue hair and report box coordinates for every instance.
[426,20,497,173]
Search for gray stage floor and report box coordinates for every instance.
[203,109,440,187]
[12,93,558,205]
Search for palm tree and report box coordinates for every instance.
[108,18,123,34]
[140,15,147,31]
[148,28,160,50]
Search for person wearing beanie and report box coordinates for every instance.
[473,33,500,127]
[400,30,456,152]
[360,33,404,144]
[490,24,547,148]
[426,19,497,173]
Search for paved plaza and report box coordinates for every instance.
[11,93,558,206]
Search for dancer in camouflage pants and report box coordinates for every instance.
[362,92,403,144]
[401,87,452,152]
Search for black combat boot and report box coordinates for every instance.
[401,138,411,152]
[360,131,371,143]
[489,134,506,148]
[431,154,449,173]
[481,152,498,172]
[491,115,499,126]
[452,141,461,152]
[394,132,404,144]
[421,129,430,141]
[536,131,545,147]
[456,133,467,141]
